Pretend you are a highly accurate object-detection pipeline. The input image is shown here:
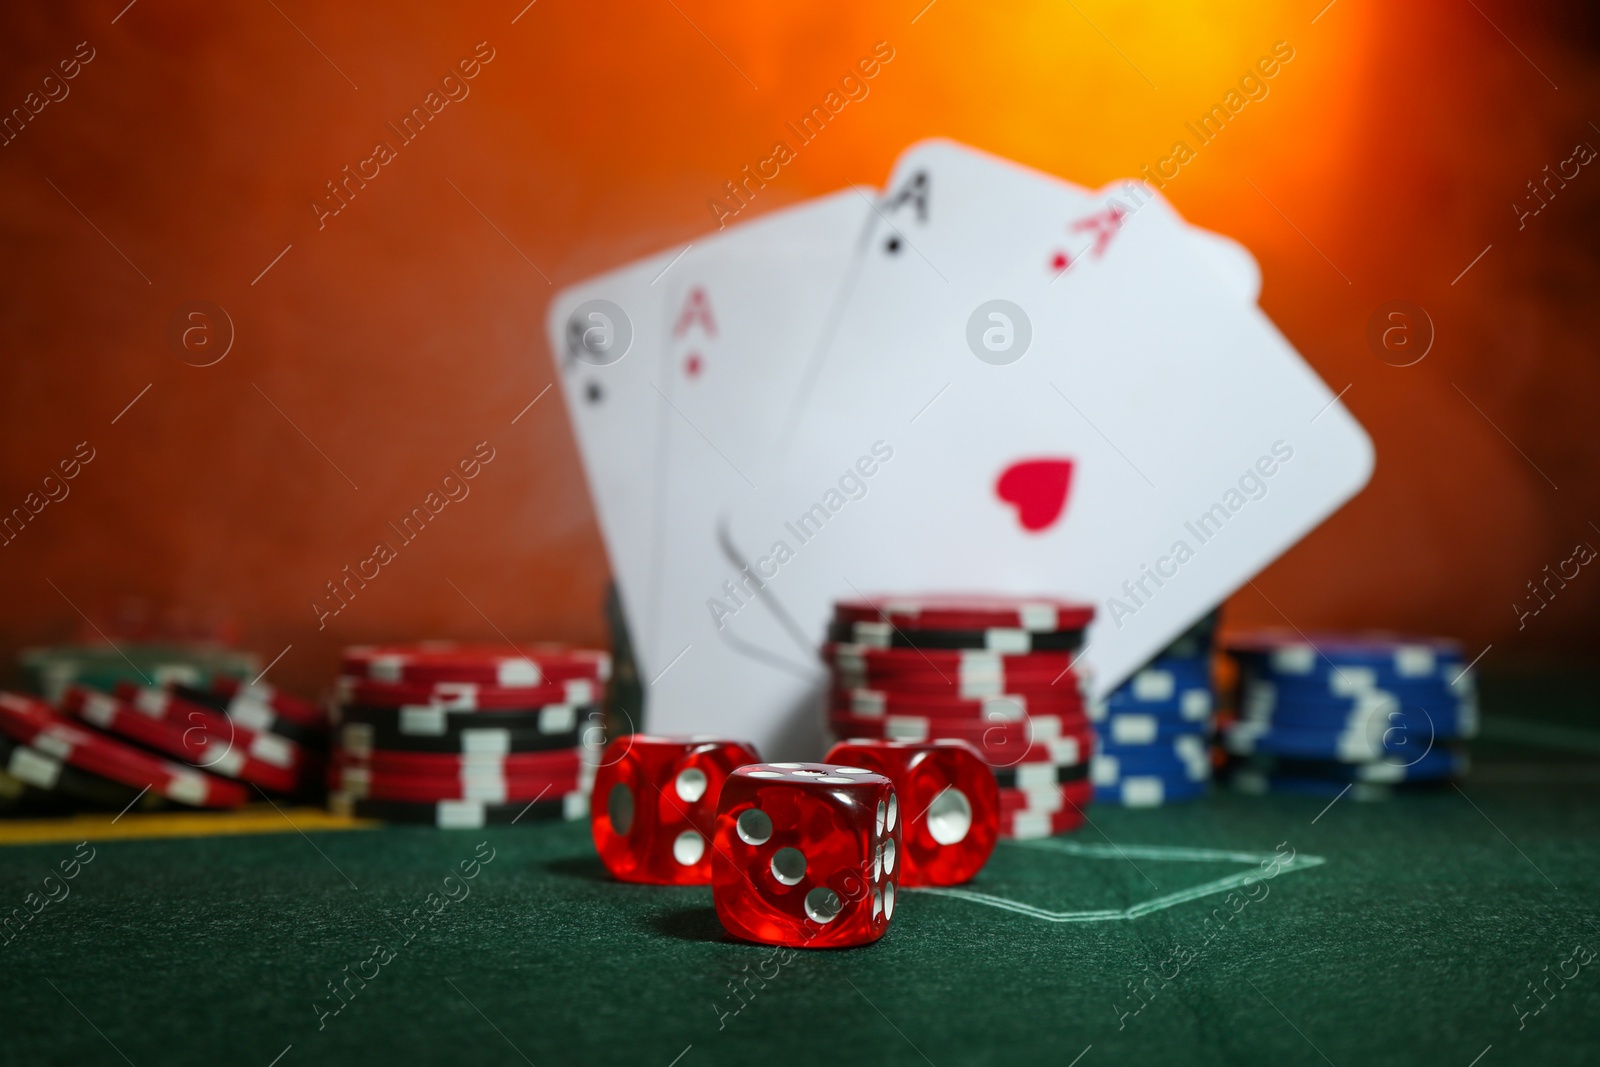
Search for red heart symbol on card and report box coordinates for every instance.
[995,459,1075,533]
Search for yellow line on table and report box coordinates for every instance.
[0,805,375,846]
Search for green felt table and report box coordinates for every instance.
[2,673,1598,1067]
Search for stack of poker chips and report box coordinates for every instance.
[1219,633,1476,798]
[821,595,1096,840]
[328,642,609,828]
[1089,613,1217,806]
[52,680,327,798]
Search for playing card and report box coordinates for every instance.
[547,248,680,680]
[645,190,878,754]
[720,140,1372,742]
[548,190,877,718]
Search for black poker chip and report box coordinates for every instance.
[334,703,594,755]
[993,760,1090,790]
[329,791,583,827]
[0,731,170,812]
[171,684,326,747]
[824,621,1085,653]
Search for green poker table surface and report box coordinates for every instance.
[1,671,1597,1066]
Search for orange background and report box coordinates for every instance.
[1,0,1597,698]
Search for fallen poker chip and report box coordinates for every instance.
[0,692,250,808]
[173,684,325,747]
[206,676,329,735]
[69,687,307,793]
[0,730,158,810]
[826,620,1084,654]
[108,683,313,767]
[335,676,600,710]
[833,595,1095,633]
[329,789,588,826]
[340,642,611,686]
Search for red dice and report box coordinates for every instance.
[590,735,760,885]
[823,739,999,886]
[712,762,900,948]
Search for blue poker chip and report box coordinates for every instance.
[1221,720,1444,764]
[1239,669,1475,707]
[1237,696,1478,741]
[1227,632,1465,689]
[1093,738,1210,784]
[1094,775,1208,807]
[1228,770,1451,800]
[1096,712,1211,747]
[1232,746,1467,783]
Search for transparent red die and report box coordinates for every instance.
[590,734,759,885]
[824,739,999,886]
[712,762,900,948]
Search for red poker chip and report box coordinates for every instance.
[330,766,583,804]
[110,682,313,766]
[211,677,327,731]
[998,780,1092,814]
[826,642,1078,676]
[827,712,1092,768]
[0,692,250,808]
[332,747,582,778]
[828,707,1094,741]
[833,595,1095,633]
[830,687,1085,719]
[104,684,312,764]
[999,806,1086,840]
[335,676,600,710]
[827,673,1083,699]
[69,687,305,794]
[821,731,1091,773]
[340,642,610,686]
